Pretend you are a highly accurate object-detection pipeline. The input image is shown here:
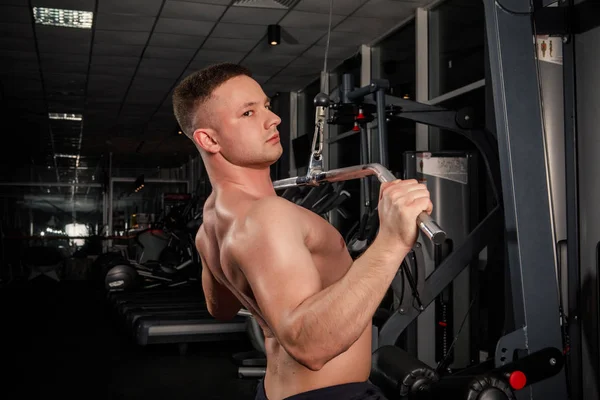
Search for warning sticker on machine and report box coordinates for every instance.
[416,153,468,184]
[536,35,563,65]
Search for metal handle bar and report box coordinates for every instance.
[273,163,446,245]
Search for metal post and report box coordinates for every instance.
[561,3,582,398]
[341,73,354,104]
[29,207,33,236]
[416,7,429,151]
[320,71,330,172]
[102,190,107,253]
[483,0,568,398]
[289,91,299,177]
[108,152,113,247]
[375,89,388,168]
[360,126,371,211]
[361,45,376,205]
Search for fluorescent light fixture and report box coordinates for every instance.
[54,153,81,168]
[49,113,83,121]
[54,154,78,159]
[33,7,93,29]
[232,0,299,9]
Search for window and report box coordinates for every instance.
[429,0,485,98]
[0,183,104,256]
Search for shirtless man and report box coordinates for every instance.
[172,63,433,400]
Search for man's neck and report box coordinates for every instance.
[207,161,277,199]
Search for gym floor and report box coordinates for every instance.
[1,278,259,399]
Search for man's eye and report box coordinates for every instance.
[243,110,254,117]
[265,105,271,110]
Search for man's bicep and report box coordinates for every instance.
[236,220,321,338]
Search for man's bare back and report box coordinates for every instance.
[197,189,373,399]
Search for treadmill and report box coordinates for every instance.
[122,302,208,330]
[136,312,247,346]
[107,284,247,347]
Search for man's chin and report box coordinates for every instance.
[247,156,282,170]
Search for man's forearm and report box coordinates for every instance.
[287,235,410,369]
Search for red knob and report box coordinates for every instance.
[509,371,527,390]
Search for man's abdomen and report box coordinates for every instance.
[263,324,373,400]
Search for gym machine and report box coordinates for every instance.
[102,194,203,291]
[267,1,590,398]
[328,71,489,370]
[482,1,599,399]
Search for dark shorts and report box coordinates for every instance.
[255,380,388,400]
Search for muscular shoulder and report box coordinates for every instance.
[239,196,302,235]
[229,196,305,259]
[248,196,298,221]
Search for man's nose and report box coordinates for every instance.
[266,110,281,129]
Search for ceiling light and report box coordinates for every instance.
[49,113,83,121]
[268,24,280,46]
[233,0,299,9]
[54,154,78,159]
[33,7,93,29]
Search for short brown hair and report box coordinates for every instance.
[173,63,252,137]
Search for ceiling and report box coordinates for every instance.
[0,0,428,186]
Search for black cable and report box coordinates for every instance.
[395,259,407,312]
[435,289,480,374]
[322,0,333,77]
[398,250,422,313]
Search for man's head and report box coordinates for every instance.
[173,63,282,170]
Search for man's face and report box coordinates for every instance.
[209,75,282,169]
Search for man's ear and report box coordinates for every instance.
[193,128,220,154]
